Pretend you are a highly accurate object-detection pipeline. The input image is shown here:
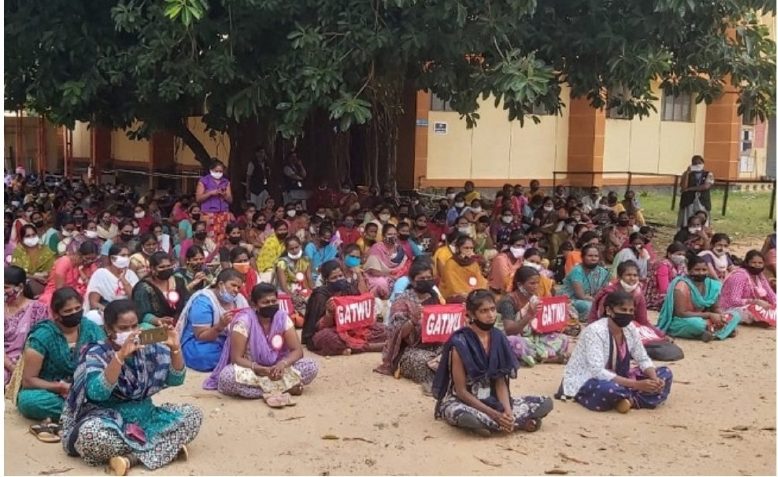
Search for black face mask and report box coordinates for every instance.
[60,311,83,328]
[413,279,436,294]
[191,214,201,221]
[328,279,351,294]
[229,236,241,245]
[258,304,279,318]
[33,220,45,229]
[690,274,707,283]
[583,262,599,270]
[276,232,288,240]
[120,233,134,242]
[611,312,633,328]
[194,231,207,241]
[398,233,411,241]
[618,219,630,226]
[472,319,495,331]
[746,266,765,276]
[156,269,174,281]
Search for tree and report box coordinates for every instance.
[7,0,776,199]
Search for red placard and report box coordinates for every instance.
[530,296,569,333]
[333,293,376,332]
[747,304,776,327]
[421,304,467,344]
[277,293,295,316]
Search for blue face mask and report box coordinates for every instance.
[218,286,238,304]
[344,256,361,268]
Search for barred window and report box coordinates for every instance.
[661,91,693,122]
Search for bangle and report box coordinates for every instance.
[170,347,181,355]
[114,354,125,365]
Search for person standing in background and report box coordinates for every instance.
[677,155,714,228]
[247,147,271,209]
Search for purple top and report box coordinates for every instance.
[199,175,230,213]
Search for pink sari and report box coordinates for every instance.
[4,300,49,384]
[363,242,411,299]
[720,267,776,323]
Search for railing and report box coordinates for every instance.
[713,178,776,219]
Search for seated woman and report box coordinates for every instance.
[561,244,610,318]
[275,237,314,317]
[673,215,711,251]
[645,242,688,311]
[559,290,673,413]
[61,299,202,475]
[698,233,735,281]
[522,248,557,297]
[375,259,443,390]
[175,245,213,294]
[204,283,319,406]
[719,250,776,325]
[611,232,650,281]
[15,287,105,422]
[496,267,571,367]
[84,245,140,325]
[363,224,411,299]
[176,269,248,371]
[12,224,56,295]
[129,233,160,281]
[231,247,258,299]
[132,252,190,327]
[308,261,387,356]
[39,241,99,307]
[342,244,369,294]
[432,290,553,435]
[761,231,776,286]
[487,230,526,294]
[657,255,741,341]
[440,235,488,302]
[5,266,49,385]
[564,231,599,276]
[604,212,632,263]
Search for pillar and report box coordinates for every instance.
[412,91,431,189]
[703,89,740,181]
[91,126,111,183]
[566,98,606,187]
[149,131,175,189]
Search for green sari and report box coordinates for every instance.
[657,275,741,340]
[16,319,106,420]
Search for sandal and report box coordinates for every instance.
[109,456,132,476]
[29,424,60,443]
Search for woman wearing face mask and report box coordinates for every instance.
[274,237,314,315]
[61,299,202,475]
[175,246,212,293]
[224,247,256,298]
[217,222,247,266]
[256,221,289,280]
[657,255,741,341]
[375,259,444,390]
[150,222,172,254]
[496,267,572,367]
[177,221,217,267]
[304,226,339,284]
[129,233,159,281]
[433,289,553,435]
[719,250,776,325]
[39,242,99,307]
[14,287,105,424]
[306,260,387,356]
[604,211,631,263]
[488,231,526,294]
[4,266,49,386]
[559,291,672,413]
[673,215,711,251]
[96,211,119,241]
[611,232,650,281]
[196,159,234,244]
[132,252,190,328]
[446,193,469,228]
[176,269,248,371]
[645,243,689,311]
[491,207,522,249]
[101,220,137,261]
[698,233,735,280]
[677,155,713,229]
[440,236,487,302]
[11,224,56,289]
[363,224,411,300]
[84,245,140,325]
[341,244,370,295]
[132,204,153,235]
[204,283,318,406]
[561,244,610,318]
[177,204,201,243]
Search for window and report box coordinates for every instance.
[661,91,693,122]
[606,84,632,120]
[430,93,454,112]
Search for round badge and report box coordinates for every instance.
[271,335,284,350]
[167,291,180,304]
[295,272,305,282]
[468,277,477,287]
[5,255,11,264]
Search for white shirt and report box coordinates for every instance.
[562,318,654,397]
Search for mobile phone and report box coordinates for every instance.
[138,327,168,345]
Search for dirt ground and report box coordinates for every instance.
[4,320,776,476]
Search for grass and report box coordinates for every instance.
[638,189,775,249]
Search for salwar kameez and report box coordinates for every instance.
[576,366,673,412]
[658,276,741,341]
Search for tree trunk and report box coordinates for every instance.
[173,119,212,171]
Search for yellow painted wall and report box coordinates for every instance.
[72,121,91,158]
[111,123,149,163]
[174,117,230,167]
[426,87,570,180]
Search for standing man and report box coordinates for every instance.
[282,151,309,207]
[246,147,271,209]
[677,155,714,228]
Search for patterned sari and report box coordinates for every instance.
[719,268,776,324]
[4,300,48,384]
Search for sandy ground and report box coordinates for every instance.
[4,319,776,476]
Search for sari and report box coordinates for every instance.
[645,259,686,311]
[275,256,312,315]
[364,242,411,299]
[83,268,140,324]
[374,289,441,384]
[488,252,522,292]
[61,342,201,470]
[16,320,106,421]
[719,268,777,324]
[39,256,97,306]
[4,300,48,384]
[440,258,487,300]
[698,250,733,281]
[256,234,285,273]
[132,277,190,325]
[657,276,741,340]
[561,264,610,317]
[432,327,549,432]
[204,309,318,398]
[11,244,56,276]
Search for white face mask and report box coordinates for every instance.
[288,250,303,260]
[688,226,702,234]
[471,207,482,214]
[287,210,297,218]
[502,216,513,224]
[457,226,470,236]
[112,256,130,269]
[510,246,526,259]
[133,227,141,235]
[135,211,145,219]
[211,171,224,180]
[85,230,99,239]
[620,280,639,293]
[379,214,391,222]
[316,213,326,219]
[544,205,554,212]
[690,164,704,172]
[454,201,465,208]
[61,230,73,238]
[113,330,133,347]
[23,236,40,247]
[525,262,542,271]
